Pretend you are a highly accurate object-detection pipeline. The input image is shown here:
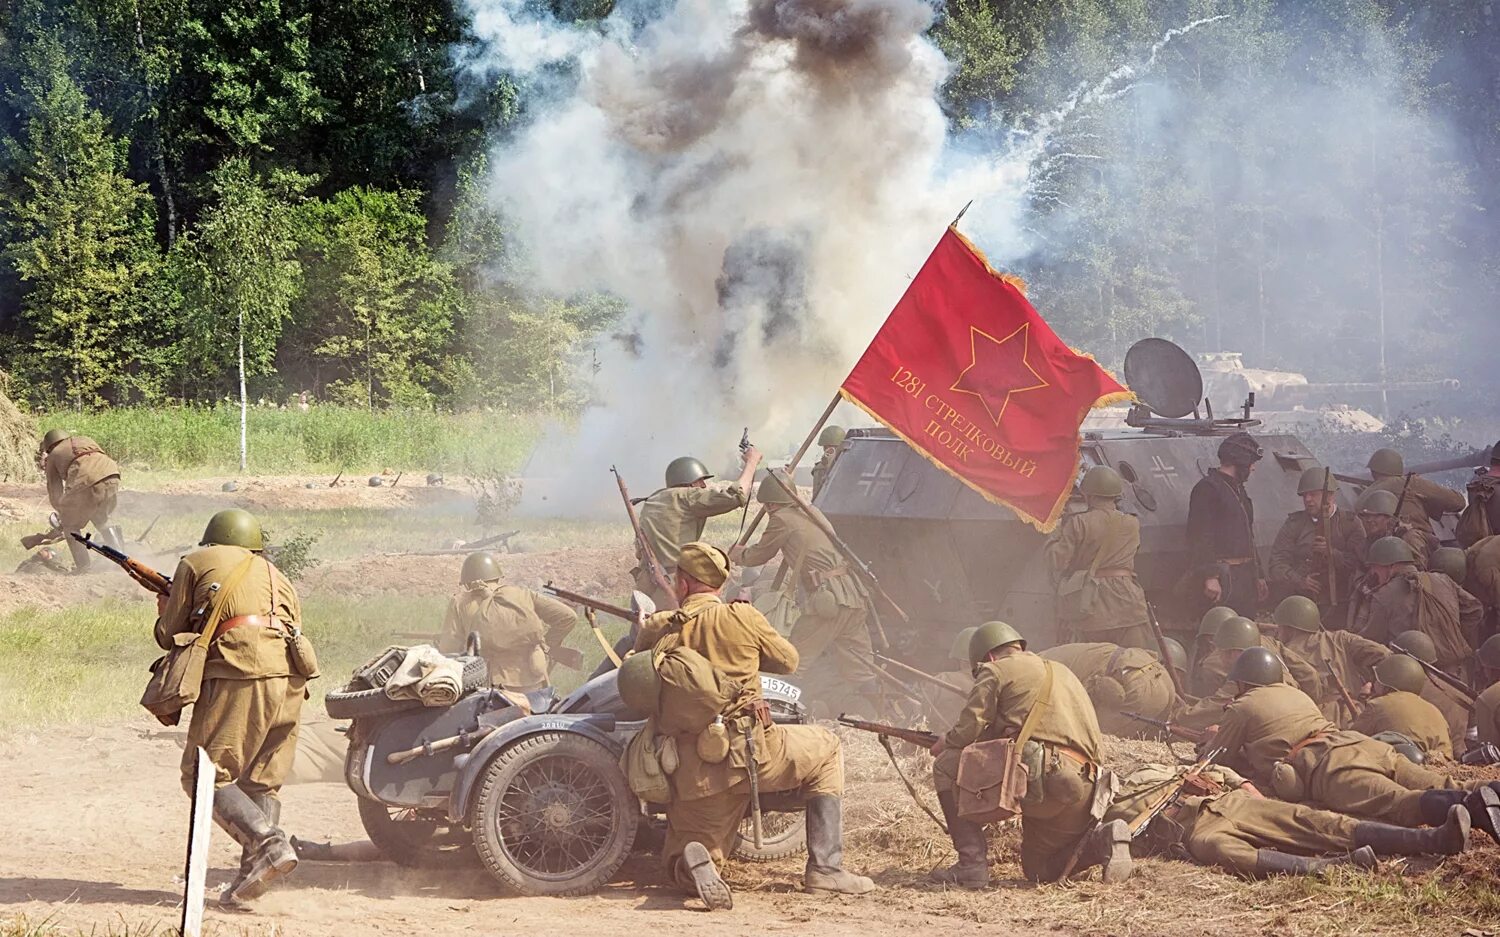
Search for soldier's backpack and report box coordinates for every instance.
[1456,475,1497,548]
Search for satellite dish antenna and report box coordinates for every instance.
[1123,338,1202,420]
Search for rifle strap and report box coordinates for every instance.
[1015,661,1055,751]
[878,735,947,835]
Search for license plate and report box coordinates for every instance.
[759,676,801,701]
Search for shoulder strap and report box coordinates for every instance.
[1080,512,1131,577]
[196,554,259,649]
[1015,660,1055,749]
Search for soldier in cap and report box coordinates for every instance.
[1457,441,1500,547]
[1392,630,1470,755]
[1190,606,1238,697]
[810,425,846,501]
[1350,536,1481,685]
[1105,760,1470,877]
[1040,641,1177,736]
[628,541,872,909]
[928,621,1131,888]
[1365,447,1466,533]
[1350,655,1454,760]
[1271,595,1389,725]
[1355,488,1436,571]
[634,445,762,608]
[1474,636,1500,747]
[154,509,314,908]
[1201,648,1500,835]
[436,551,578,703]
[32,428,122,570]
[1185,432,1267,617]
[731,468,879,717]
[1045,465,1153,649]
[1268,467,1364,628]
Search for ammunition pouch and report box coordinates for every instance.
[956,737,1030,823]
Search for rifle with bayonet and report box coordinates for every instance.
[835,715,940,749]
[1146,602,1187,701]
[1122,711,1206,743]
[71,533,172,595]
[612,466,676,608]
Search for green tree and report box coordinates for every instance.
[0,23,165,407]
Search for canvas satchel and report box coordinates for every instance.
[956,660,1055,823]
[139,555,256,726]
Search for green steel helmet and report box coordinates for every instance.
[1216,616,1262,651]
[1367,447,1405,477]
[969,620,1026,664]
[949,626,979,663]
[1479,635,1500,670]
[1392,630,1437,664]
[1368,535,1415,566]
[1197,605,1237,637]
[199,508,263,551]
[1297,466,1339,495]
[1431,547,1468,584]
[1159,636,1188,675]
[460,551,502,584]
[755,468,795,504]
[40,428,71,452]
[665,456,712,487]
[1079,465,1124,498]
[1375,654,1427,694]
[1274,595,1322,633]
[817,425,847,448]
[1356,488,1398,517]
[1228,646,1284,687]
[615,652,659,716]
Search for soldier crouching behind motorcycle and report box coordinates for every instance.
[619,541,875,910]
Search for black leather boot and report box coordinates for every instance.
[1253,846,1376,877]
[927,790,989,888]
[1469,786,1500,844]
[1354,805,1469,856]
[214,787,296,908]
[802,795,875,895]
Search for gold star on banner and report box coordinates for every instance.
[949,323,1050,427]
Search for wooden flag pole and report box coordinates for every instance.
[735,393,842,547]
[181,747,213,937]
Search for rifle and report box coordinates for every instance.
[761,469,904,648]
[873,653,967,699]
[864,661,925,705]
[836,715,939,749]
[1146,603,1187,701]
[1122,711,1206,743]
[71,533,171,595]
[541,582,637,622]
[1320,466,1337,606]
[743,719,764,848]
[612,466,676,608]
[1388,641,1476,710]
[387,723,498,765]
[1325,666,1361,721]
[1392,472,1414,522]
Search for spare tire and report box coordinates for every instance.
[325,655,488,719]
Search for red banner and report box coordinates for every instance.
[840,227,1130,532]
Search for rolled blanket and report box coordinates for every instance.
[384,644,463,707]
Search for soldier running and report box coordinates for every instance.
[1045,466,1153,649]
[1185,433,1267,617]
[634,446,762,607]
[34,428,122,570]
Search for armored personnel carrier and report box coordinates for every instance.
[813,338,1329,668]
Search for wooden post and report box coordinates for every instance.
[181,747,213,937]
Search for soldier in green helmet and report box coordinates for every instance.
[1474,636,1500,747]
[633,443,762,607]
[1350,536,1482,685]
[1044,465,1152,649]
[731,468,879,717]
[1351,655,1454,760]
[1355,488,1436,571]
[436,551,578,701]
[1190,606,1237,696]
[1041,639,1178,736]
[1392,629,1470,754]
[928,621,1131,888]
[1175,615,1320,731]
[153,509,315,909]
[1470,536,1500,656]
[1268,466,1365,628]
[919,626,978,731]
[1364,447,1466,533]
[1271,594,1389,726]
[31,428,122,570]
[810,425,846,500]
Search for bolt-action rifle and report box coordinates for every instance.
[71,533,171,595]
[1122,711,1206,743]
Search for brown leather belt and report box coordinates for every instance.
[1220,557,1255,566]
[1093,569,1135,579]
[807,564,851,587]
[217,614,273,637]
[1285,730,1332,761]
[1050,743,1095,769]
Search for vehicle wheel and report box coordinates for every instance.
[356,796,477,868]
[471,732,637,896]
[325,656,488,719]
[730,810,807,862]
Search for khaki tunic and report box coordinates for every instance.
[1278,629,1389,724]
[437,582,576,692]
[636,593,841,889]
[634,484,748,599]
[1351,569,1481,679]
[935,652,1102,882]
[1476,682,1500,747]
[741,506,873,711]
[1465,535,1500,628]
[1267,508,1364,623]
[155,545,308,792]
[1367,474,1467,530]
[1213,683,1467,826]
[1040,642,1175,734]
[1044,505,1151,646]
[43,435,121,530]
[1421,677,1473,754]
[1192,637,1322,700]
[1351,690,1454,759]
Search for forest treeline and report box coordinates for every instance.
[0,1,1496,412]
